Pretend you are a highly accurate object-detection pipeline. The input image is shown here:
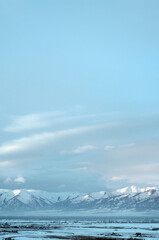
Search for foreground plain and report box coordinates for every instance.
[1,217,159,240]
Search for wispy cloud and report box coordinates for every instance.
[104,143,135,151]
[0,123,114,156]
[61,143,135,155]
[111,176,125,181]
[4,111,63,132]
[0,161,12,167]
[61,145,96,155]
[4,111,119,133]
[104,145,115,151]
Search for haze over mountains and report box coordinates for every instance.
[0,186,159,213]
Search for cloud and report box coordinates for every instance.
[111,176,125,181]
[4,111,63,132]
[65,167,89,172]
[2,110,159,191]
[0,161,12,167]
[4,111,118,133]
[14,176,25,183]
[104,145,115,151]
[4,176,26,184]
[75,167,88,171]
[0,123,115,156]
[61,142,134,155]
[104,143,135,151]
[61,145,96,155]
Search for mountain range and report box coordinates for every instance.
[0,186,159,212]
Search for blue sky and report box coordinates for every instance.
[0,0,159,192]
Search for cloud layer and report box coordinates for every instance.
[0,111,159,192]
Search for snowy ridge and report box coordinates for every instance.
[0,186,159,212]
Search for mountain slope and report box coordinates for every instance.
[0,186,159,212]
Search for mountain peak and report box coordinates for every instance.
[0,187,159,212]
[13,189,22,196]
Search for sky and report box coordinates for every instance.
[0,0,159,192]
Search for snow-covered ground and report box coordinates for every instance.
[1,217,159,240]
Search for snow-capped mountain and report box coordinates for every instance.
[0,186,159,212]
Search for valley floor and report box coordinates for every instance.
[0,217,159,240]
